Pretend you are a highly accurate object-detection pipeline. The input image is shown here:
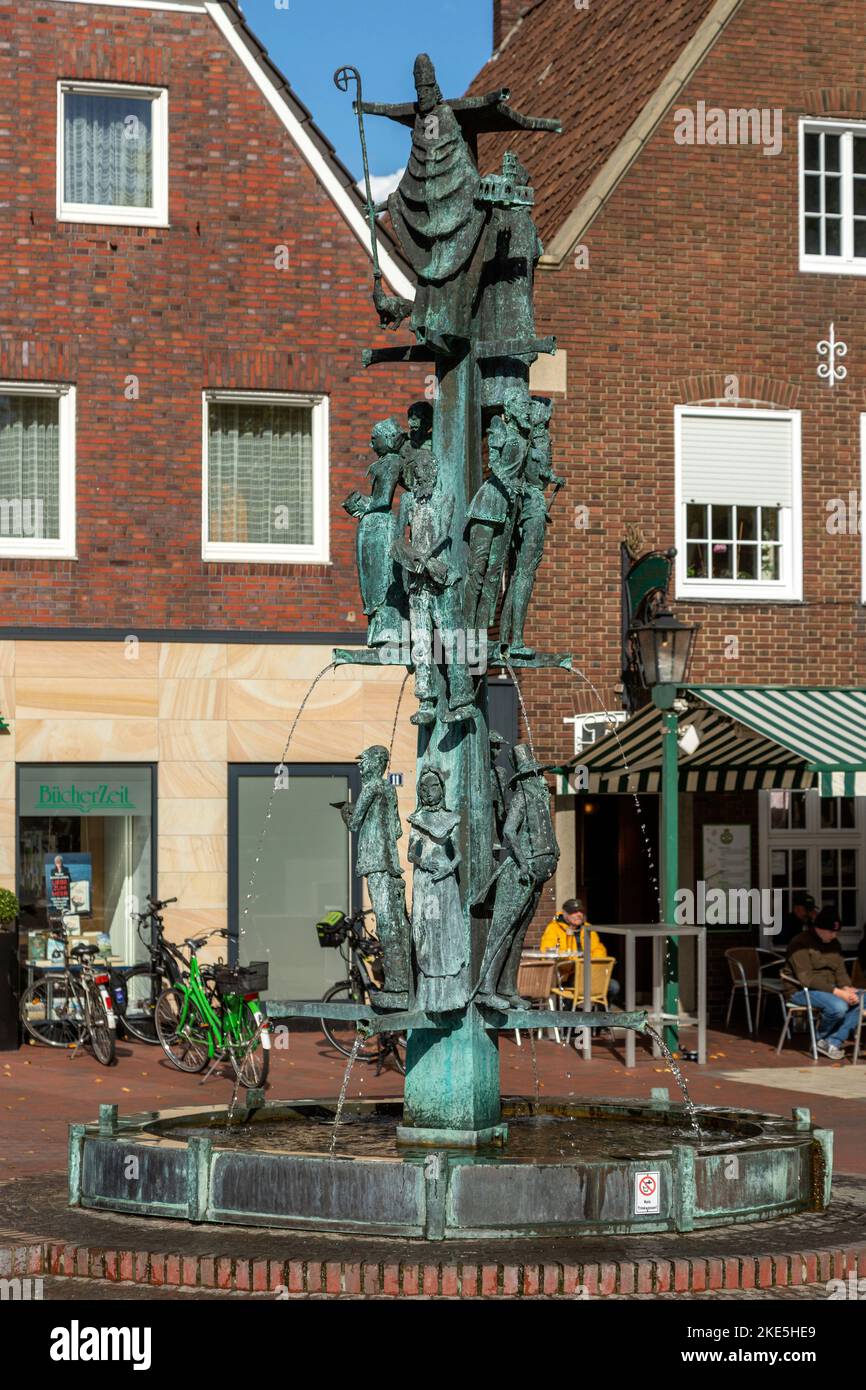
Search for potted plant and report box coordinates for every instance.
[0,888,19,929]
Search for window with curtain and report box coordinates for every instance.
[0,393,62,541]
[675,407,802,601]
[58,84,167,225]
[206,398,319,554]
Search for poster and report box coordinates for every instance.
[702,824,752,932]
[44,853,92,918]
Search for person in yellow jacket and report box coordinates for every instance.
[540,898,620,1000]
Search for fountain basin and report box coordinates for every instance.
[68,1095,832,1241]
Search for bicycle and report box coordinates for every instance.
[20,921,117,1066]
[317,909,406,1075]
[111,894,181,1044]
[154,929,271,1088]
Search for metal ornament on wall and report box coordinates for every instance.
[816,322,848,386]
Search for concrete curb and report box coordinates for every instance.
[2,1235,865,1296]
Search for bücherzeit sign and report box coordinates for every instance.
[19,767,152,818]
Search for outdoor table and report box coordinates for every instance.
[567,924,707,1067]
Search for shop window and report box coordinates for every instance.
[18,766,154,970]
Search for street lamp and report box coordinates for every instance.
[631,607,698,690]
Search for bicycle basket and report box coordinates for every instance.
[213,961,269,995]
[315,910,348,949]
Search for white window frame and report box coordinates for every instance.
[57,80,169,228]
[202,391,330,565]
[759,789,866,950]
[0,382,76,559]
[674,405,802,602]
[799,116,866,276]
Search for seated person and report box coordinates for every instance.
[777,891,816,947]
[785,906,862,1060]
[540,897,620,1003]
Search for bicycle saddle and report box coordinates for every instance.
[70,943,96,959]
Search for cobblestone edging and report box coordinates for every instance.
[2,1237,866,1297]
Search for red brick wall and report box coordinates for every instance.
[490,0,866,767]
[0,0,424,631]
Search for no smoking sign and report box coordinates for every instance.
[634,1170,660,1215]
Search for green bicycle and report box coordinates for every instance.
[154,928,270,1088]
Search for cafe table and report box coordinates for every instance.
[526,927,707,1067]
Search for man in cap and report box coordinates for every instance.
[785,905,863,1060]
[778,891,816,946]
[338,745,409,1009]
[541,897,620,1001]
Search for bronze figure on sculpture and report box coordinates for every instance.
[338,745,410,1010]
[464,386,532,632]
[343,417,410,647]
[472,743,559,1010]
[500,396,565,658]
[392,448,475,727]
[407,767,468,1013]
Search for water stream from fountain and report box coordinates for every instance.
[529,1031,540,1104]
[330,1033,365,1154]
[643,1024,702,1140]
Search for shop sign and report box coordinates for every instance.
[19,768,152,818]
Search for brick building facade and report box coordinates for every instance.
[472,0,866,1012]
[0,0,429,998]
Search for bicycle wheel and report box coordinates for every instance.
[114,966,166,1044]
[154,986,211,1072]
[86,985,116,1066]
[228,999,271,1089]
[320,980,379,1062]
[20,976,86,1048]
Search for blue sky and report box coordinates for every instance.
[237,0,492,183]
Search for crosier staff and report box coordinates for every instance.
[334,65,412,331]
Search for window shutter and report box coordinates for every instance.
[680,413,794,507]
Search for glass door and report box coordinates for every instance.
[762,789,865,947]
[231,764,361,1000]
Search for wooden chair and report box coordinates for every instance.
[513,958,560,1046]
[550,957,615,1047]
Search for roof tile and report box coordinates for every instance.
[468,0,722,243]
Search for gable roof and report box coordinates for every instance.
[208,1,415,300]
[468,0,746,263]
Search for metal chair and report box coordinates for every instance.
[513,958,560,1046]
[723,948,761,1034]
[724,947,785,1034]
[775,971,819,1060]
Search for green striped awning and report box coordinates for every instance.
[558,687,866,797]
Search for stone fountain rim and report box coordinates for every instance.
[117,1094,817,1163]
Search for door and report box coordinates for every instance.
[230,764,361,1000]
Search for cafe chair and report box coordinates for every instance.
[513,958,561,1046]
